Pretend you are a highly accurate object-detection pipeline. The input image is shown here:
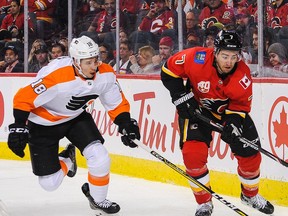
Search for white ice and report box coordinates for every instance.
[0,160,287,216]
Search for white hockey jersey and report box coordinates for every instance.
[13,57,130,126]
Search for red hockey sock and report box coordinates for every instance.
[182,141,211,204]
[236,153,261,197]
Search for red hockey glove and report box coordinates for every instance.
[172,91,199,119]
[221,110,245,145]
[118,118,141,148]
[8,123,29,158]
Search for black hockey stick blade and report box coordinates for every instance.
[194,112,288,168]
[132,139,249,216]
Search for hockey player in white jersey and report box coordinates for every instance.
[7,35,140,215]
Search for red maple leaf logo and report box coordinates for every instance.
[272,106,288,148]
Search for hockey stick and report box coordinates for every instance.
[132,139,249,216]
[194,112,288,168]
[0,200,10,216]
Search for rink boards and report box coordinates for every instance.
[0,74,287,206]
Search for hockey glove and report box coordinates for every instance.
[172,91,199,119]
[118,118,141,148]
[8,123,29,158]
[221,110,245,145]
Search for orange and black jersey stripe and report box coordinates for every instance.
[13,57,130,126]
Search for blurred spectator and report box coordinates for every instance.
[28,44,50,72]
[185,9,200,33]
[131,0,176,47]
[119,29,128,42]
[75,0,104,35]
[203,25,222,48]
[138,0,175,35]
[50,42,66,60]
[23,0,58,40]
[58,37,68,55]
[0,0,34,41]
[99,43,114,65]
[233,0,248,15]
[85,0,128,47]
[87,0,104,20]
[271,0,288,30]
[199,0,235,30]
[0,45,23,72]
[113,40,133,74]
[181,0,204,13]
[129,45,156,74]
[120,0,143,30]
[277,26,288,54]
[267,42,288,73]
[0,0,12,25]
[28,38,46,65]
[185,30,203,48]
[152,36,174,72]
[247,0,273,26]
[235,9,254,48]
[0,1,12,11]
[251,28,258,63]
[250,27,274,64]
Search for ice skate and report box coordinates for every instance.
[82,182,120,215]
[58,143,77,177]
[241,193,274,214]
[195,201,213,216]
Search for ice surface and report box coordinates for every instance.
[0,160,287,216]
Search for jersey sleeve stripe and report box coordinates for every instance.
[162,64,181,78]
[107,93,130,121]
[31,107,69,122]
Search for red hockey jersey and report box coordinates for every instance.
[1,12,33,31]
[21,0,57,24]
[162,47,252,117]
[247,3,273,26]
[199,2,235,30]
[138,8,175,35]
[0,0,12,8]
[90,10,127,33]
[271,2,288,29]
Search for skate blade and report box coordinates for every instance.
[93,209,121,216]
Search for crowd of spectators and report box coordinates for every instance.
[0,0,288,76]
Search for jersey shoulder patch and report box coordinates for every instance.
[194,51,206,64]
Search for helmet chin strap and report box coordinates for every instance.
[73,59,88,78]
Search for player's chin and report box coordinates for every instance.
[223,68,233,73]
[89,72,96,76]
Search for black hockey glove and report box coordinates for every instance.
[118,118,141,148]
[221,110,245,145]
[8,123,29,158]
[172,91,199,119]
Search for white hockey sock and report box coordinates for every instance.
[83,141,111,202]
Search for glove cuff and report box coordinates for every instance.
[173,92,194,106]
[114,112,131,126]
[13,109,29,124]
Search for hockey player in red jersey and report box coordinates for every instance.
[161,30,274,216]
[7,35,140,215]
[271,0,288,29]
[198,0,235,30]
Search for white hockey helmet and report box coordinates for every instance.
[69,35,99,64]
